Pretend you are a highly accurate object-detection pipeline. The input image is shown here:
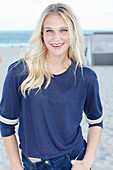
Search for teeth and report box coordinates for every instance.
[52,44,63,47]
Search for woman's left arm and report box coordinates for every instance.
[71,126,102,170]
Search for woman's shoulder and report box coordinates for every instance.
[82,66,98,85]
[75,64,97,82]
[71,58,97,78]
[8,59,28,77]
[71,59,97,80]
[83,66,97,77]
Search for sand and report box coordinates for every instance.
[0,47,113,170]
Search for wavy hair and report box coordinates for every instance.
[21,3,86,97]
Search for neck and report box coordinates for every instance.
[46,54,71,75]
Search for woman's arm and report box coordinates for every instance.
[71,126,102,170]
[3,134,23,170]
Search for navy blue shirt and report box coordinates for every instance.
[0,59,103,159]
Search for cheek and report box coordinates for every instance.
[63,33,70,42]
[43,34,52,44]
[65,35,70,45]
[67,36,70,43]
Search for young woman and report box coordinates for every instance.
[0,3,103,170]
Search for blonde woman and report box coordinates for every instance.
[0,3,103,170]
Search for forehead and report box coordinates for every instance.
[43,14,68,28]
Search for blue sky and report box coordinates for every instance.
[0,0,113,31]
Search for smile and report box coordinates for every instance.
[51,43,64,48]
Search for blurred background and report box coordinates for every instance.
[0,0,113,169]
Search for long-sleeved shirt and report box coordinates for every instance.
[0,59,103,159]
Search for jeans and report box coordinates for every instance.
[22,140,91,170]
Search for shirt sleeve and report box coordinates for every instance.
[84,71,103,128]
[0,65,20,137]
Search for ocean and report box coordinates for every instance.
[0,31,33,47]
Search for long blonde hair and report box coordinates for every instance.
[21,3,86,97]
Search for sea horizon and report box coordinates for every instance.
[0,30,33,47]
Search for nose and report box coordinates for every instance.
[53,31,61,41]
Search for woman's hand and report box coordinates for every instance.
[71,159,90,170]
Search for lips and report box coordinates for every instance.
[51,43,64,48]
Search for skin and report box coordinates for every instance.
[43,13,71,75]
[2,14,102,170]
[3,134,23,170]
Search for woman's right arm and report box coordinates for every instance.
[3,134,23,170]
[0,62,24,169]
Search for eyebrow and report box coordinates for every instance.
[44,26,68,30]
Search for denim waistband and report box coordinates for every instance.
[22,140,87,169]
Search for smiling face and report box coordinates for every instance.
[43,14,70,58]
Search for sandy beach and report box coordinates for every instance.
[0,47,113,170]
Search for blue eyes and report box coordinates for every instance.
[46,30,53,33]
[46,29,68,33]
[61,29,68,32]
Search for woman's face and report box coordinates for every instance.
[43,14,70,57]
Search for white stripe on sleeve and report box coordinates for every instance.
[85,115,103,125]
[0,115,19,125]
